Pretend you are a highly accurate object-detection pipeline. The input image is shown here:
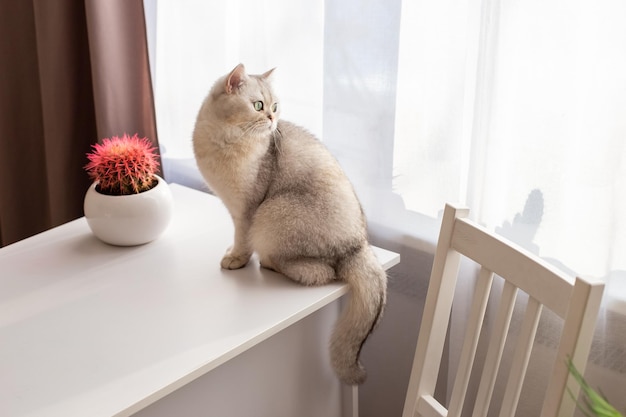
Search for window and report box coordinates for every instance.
[146,0,323,161]
[393,0,626,311]
[145,1,626,414]
[146,0,625,309]
[146,0,625,304]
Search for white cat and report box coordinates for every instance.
[192,64,387,385]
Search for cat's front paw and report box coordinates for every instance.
[220,249,251,270]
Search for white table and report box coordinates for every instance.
[0,184,399,417]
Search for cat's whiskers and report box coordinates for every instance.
[235,120,262,141]
[235,119,275,143]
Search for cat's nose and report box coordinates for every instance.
[267,113,274,121]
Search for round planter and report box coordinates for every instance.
[84,175,173,246]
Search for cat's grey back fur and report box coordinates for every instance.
[251,120,366,261]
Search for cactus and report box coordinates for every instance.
[85,133,160,196]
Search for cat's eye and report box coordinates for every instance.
[254,101,264,111]
[271,103,278,112]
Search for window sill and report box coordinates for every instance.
[162,155,209,193]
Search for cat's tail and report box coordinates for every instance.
[331,244,387,385]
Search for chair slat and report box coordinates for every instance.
[451,218,572,318]
[448,267,494,417]
[541,277,605,417]
[402,205,469,417]
[498,296,542,417]
[417,395,449,417]
[471,281,518,417]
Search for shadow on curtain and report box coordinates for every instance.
[0,0,160,247]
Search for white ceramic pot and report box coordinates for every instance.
[84,175,173,246]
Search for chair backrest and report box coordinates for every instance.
[402,204,605,417]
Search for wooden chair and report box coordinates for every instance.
[402,204,605,417]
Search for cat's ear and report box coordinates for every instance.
[225,64,247,94]
[261,67,276,80]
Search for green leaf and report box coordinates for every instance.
[567,358,624,417]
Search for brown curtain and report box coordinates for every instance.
[0,0,161,247]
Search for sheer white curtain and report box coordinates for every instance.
[144,0,323,188]
[393,0,626,415]
[146,0,626,415]
[394,0,626,301]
